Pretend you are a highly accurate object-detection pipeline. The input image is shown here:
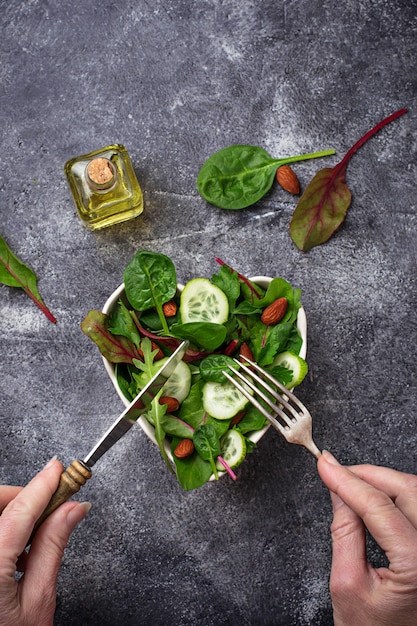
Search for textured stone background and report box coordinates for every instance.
[1,1,416,624]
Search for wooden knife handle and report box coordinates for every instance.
[29,459,92,544]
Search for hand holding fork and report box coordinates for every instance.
[224,356,417,625]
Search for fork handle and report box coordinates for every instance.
[306,443,322,459]
[28,459,92,545]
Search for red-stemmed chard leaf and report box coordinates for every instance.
[0,235,57,323]
[129,312,212,362]
[81,310,142,363]
[289,108,407,251]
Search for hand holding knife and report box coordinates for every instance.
[29,340,189,541]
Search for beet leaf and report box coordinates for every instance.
[289,108,407,251]
[81,310,142,363]
[0,235,57,323]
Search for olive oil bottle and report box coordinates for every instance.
[64,144,144,230]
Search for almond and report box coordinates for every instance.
[173,438,194,459]
[162,300,177,317]
[261,297,288,325]
[239,342,254,363]
[276,165,300,195]
[159,396,180,412]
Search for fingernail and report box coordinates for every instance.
[43,455,58,470]
[322,450,340,466]
[78,501,92,516]
[66,502,92,529]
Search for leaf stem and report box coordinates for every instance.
[156,302,170,335]
[338,108,407,173]
[24,291,57,323]
[7,268,57,323]
[217,455,237,480]
[280,148,336,166]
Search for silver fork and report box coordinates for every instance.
[223,356,322,459]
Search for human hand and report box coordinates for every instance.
[0,458,91,626]
[317,450,417,626]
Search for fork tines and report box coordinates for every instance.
[222,356,304,435]
[223,355,322,459]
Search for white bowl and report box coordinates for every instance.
[101,277,307,467]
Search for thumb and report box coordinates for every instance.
[318,452,371,592]
[21,501,91,612]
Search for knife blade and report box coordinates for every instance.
[31,340,189,539]
[83,339,189,468]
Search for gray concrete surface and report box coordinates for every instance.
[1,1,416,624]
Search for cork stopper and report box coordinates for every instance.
[86,157,116,190]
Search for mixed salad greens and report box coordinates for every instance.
[81,250,308,490]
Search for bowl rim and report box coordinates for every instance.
[101,276,307,468]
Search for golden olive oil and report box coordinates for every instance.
[64,144,144,230]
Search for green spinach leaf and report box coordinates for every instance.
[236,405,268,434]
[140,306,178,330]
[197,144,335,210]
[177,381,207,430]
[193,424,221,479]
[199,354,236,383]
[159,413,194,439]
[124,250,177,334]
[235,277,298,320]
[248,277,293,308]
[171,439,213,491]
[170,321,227,351]
[108,299,141,347]
[211,263,241,311]
[232,300,260,316]
[215,258,264,301]
[115,363,137,401]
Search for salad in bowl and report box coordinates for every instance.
[81,250,307,490]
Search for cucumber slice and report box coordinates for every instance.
[134,358,192,403]
[202,380,251,420]
[272,351,308,387]
[160,359,192,403]
[216,429,247,470]
[180,278,229,324]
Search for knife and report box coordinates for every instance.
[31,340,189,538]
